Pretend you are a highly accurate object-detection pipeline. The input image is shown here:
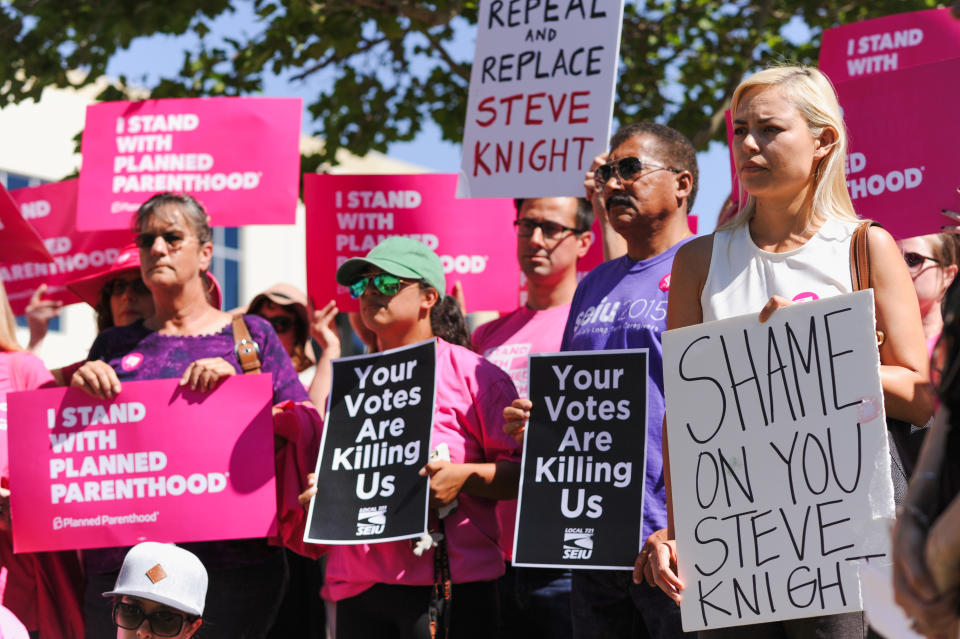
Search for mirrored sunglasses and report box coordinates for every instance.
[348,273,413,299]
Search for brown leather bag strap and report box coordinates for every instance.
[849,220,886,346]
[850,220,872,292]
[232,315,262,374]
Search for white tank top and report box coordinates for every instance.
[701,217,860,322]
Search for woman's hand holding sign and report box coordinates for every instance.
[503,398,532,444]
[298,473,318,509]
[419,460,468,508]
[758,295,794,323]
[71,360,122,399]
[179,357,236,392]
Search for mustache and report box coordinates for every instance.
[605,193,634,210]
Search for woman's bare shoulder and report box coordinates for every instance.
[674,234,714,278]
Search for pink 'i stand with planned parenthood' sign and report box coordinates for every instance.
[6,376,277,553]
[77,97,302,230]
[304,173,520,313]
[4,179,131,314]
[0,183,53,267]
[819,8,960,239]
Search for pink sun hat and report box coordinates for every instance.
[66,243,223,310]
[66,243,141,307]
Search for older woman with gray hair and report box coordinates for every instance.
[72,192,321,638]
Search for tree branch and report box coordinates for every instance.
[422,28,470,82]
[289,36,389,81]
[334,0,463,27]
[689,0,775,147]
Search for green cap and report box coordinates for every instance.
[336,236,446,298]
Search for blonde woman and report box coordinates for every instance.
[639,66,933,638]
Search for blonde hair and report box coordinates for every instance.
[0,280,22,352]
[721,65,859,230]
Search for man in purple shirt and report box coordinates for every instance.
[508,121,699,639]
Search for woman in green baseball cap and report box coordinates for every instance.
[303,236,522,638]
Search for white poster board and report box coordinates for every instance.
[457,0,625,198]
[663,291,895,631]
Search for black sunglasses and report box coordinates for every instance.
[113,601,189,637]
[513,219,583,239]
[106,278,150,297]
[263,314,294,334]
[902,251,941,270]
[135,231,187,250]
[594,157,681,187]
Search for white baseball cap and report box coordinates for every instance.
[103,542,208,616]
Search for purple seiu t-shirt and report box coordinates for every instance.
[82,315,308,574]
[561,239,692,545]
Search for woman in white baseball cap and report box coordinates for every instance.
[104,542,207,639]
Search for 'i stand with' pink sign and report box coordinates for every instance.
[77,97,302,230]
[6,375,277,553]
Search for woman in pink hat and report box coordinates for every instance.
[24,243,155,385]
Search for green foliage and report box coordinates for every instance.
[0,0,947,166]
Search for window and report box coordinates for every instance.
[210,227,241,311]
[0,171,42,190]
[16,315,61,332]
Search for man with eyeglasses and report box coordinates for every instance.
[507,122,698,639]
[472,196,594,639]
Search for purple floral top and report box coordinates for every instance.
[82,315,308,574]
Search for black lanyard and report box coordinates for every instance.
[428,519,451,639]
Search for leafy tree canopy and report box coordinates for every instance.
[0,0,950,167]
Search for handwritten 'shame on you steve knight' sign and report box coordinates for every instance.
[663,291,894,632]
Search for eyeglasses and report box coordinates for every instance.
[135,231,187,250]
[902,251,941,271]
[513,219,583,239]
[594,157,681,188]
[113,601,189,637]
[263,314,294,334]
[106,278,150,297]
[348,273,415,299]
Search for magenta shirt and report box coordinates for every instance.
[0,352,55,478]
[322,339,521,602]
[472,304,570,560]
[81,316,309,574]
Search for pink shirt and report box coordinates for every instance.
[472,304,571,399]
[0,352,54,478]
[322,339,521,602]
[471,304,570,560]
